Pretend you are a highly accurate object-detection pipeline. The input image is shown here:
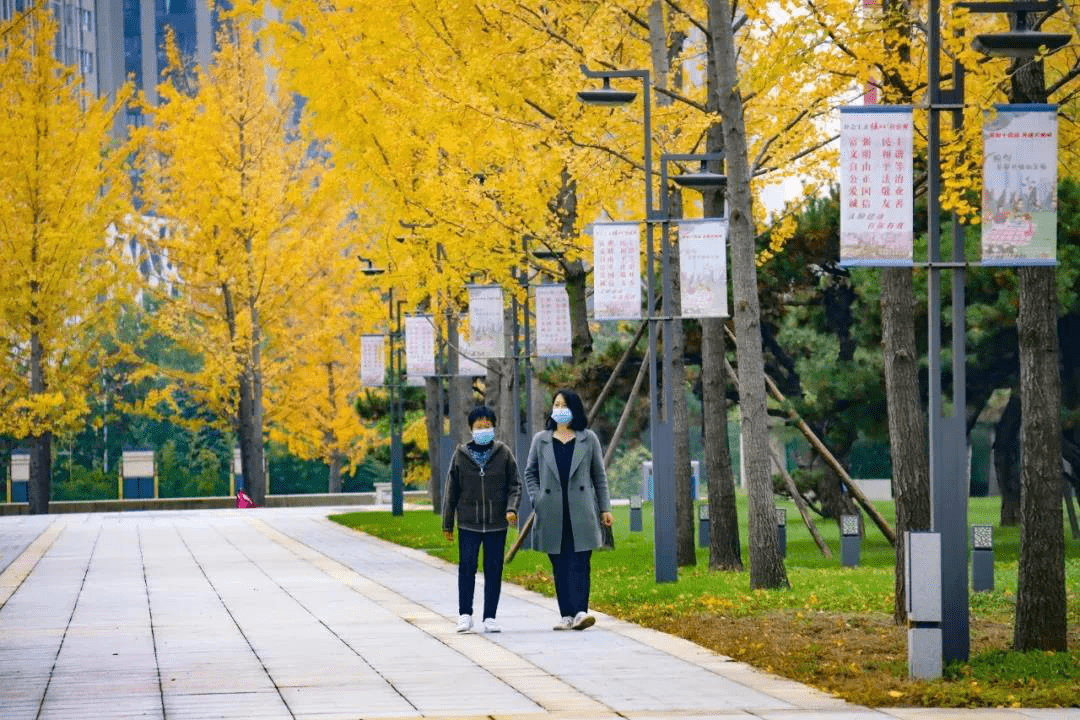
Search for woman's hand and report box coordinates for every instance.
[443,529,454,542]
[600,511,614,527]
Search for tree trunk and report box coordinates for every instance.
[492,305,516,451]
[669,199,696,567]
[565,259,593,363]
[699,22,741,572]
[447,314,473,446]
[1014,266,1066,651]
[238,364,267,504]
[881,268,931,623]
[818,462,860,525]
[325,362,343,493]
[704,318,742,570]
[995,391,1022,525]
[28,329,51,514]
[708,0,787,589]
[327,451,344,494]
[425,376,443,511]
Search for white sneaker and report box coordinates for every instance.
[482,618,501,633]
[552,615,573,631]
[571,611,595,631]
[455,614,473,633]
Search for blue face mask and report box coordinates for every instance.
[472,427,495,446]
[551,407,573,426]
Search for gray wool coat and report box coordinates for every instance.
[524,429,612,554]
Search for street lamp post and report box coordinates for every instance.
[579,64,678,583]
[511,236,535,537]
[923,0,1068,666]
[388,294,407,516]
[660,152,727,556]
[925,0,970,664]
[360,257,404,516]
[510,236,565,537]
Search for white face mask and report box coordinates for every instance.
[472,427,495,446]
[551,407,573,425]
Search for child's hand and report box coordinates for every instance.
[443,530,454,541]
[506,511,518,525]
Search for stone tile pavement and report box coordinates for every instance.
[0,506,1076,720]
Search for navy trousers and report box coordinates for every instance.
[457,528,507,619]
[548,528,592,617]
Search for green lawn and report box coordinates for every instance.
[330,494,1080,708]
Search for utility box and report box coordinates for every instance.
[121,449,156,499]
[905,531,942,680]
[9,451,30,503]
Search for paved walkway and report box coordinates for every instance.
[0,507,1074,720]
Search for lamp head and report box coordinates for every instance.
[577,77,636,106]
[972,29,1070,56]
[674,171,728,191]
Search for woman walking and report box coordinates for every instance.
[524,389,613,631]
[442,405,521,633]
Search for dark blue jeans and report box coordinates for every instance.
[548,528,592,617]
[457,528,507,619]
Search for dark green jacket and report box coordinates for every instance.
[442,441,522,533]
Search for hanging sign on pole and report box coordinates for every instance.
[466,285,505,359]
[405,314,436,377]
[360,335,386,387]
[982,104,1058,266]
[677,219,729,318]
[457,323,488,377]
[838,106,914,267]
[535,284,573,357]
[593,222,641,320]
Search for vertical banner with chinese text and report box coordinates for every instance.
[592,222,641,319]
[535,284,573,357]
[677,219,729,318]
[982,105,1058,266]
[838,106,914,266]
[405,314,436,384]
[360,335,385,387]
[467,285,504,359]
[457,325,488,377]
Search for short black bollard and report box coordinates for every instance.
[971,524,994,592]
[698,503,710,548]
[776,508,787,557]
[841,514,861,567]
[629,494,643,532]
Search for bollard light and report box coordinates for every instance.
[841,514,861,567]
[971,524,995,592]
[971,524,993,550]
[698,502,711,548]
[629,494,644,533]
[699,503,710,520]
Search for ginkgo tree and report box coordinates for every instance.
[0,4,134,514]
[265,248,388,493]
[135,1,350,505]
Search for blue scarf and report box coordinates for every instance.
[467,444,495,469]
